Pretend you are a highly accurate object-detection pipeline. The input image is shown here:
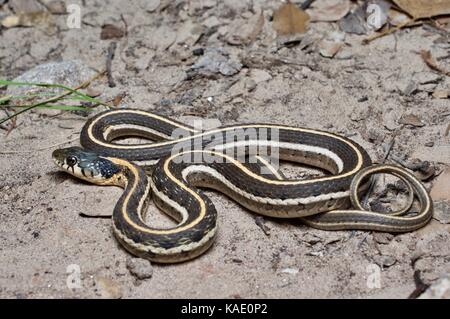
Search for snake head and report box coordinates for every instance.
[52,147,121,185]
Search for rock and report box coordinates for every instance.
[319,31,345,58]
[419,274,450,299]
[432,90,448,99]
[95,276,122,299]
[202,16,221,29]
[176,20,203,47]
[44,0,66,14]
[8,0,45,13]
[373,233,394,244]
[190,48,242,76]
[339,4,368,35]
[137,0,160,12]
[280,268,299,275]
[126,257,153,280]
[398,113,425,127]
[149,26,176,51]
[433,201,450,224]
[100,24,125,40]
[249,69,272,84]
[307,0,351,22]
[430,168,450,202]
[6,60,97,97]
[373,255,396,268]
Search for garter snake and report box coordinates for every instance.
[52,109,433,263]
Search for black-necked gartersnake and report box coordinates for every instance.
[52,109,433,263]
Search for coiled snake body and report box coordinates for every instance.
[52,109,432,263]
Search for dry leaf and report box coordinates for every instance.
[100,24,125,40]
[273,2,310,35]
[307,0,350,22]
[399,113,425,127]
[393,0,450,19]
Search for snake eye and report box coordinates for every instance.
[66,155,78,167]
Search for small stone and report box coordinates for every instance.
[374,255,396,268]
[138,0,160,12]
[86,88,101,98]
[280,268,299,275]
[6,60,96,97]
[432,90,448,99]
[419,274,450,299]
[424,141,434,147]
[126,257,153,280]
[100,24,125,40]
[95,276,122,299]
[45,0,66,14]
[249,69,272,84]
[9,0,44,13]
[433,201,450,224]
[430,168,450,202]
[202,16,221,28]
[399,114,425,127]
[373,233,394,244]
[1,15,20,28]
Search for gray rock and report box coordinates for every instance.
[374,255,396,268]
[433,201,450,224]
[419,274,450,299]
[9,0,45,13]
[6,60,97,97]
[190,48,242,76]
[126,257,153,280]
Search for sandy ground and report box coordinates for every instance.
[0,0,449,298]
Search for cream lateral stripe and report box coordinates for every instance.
[110,157,207,235]
[181,165,350,206]
[92,109,199,135]
[254,155,283,180]
[88,113,362,166]
[113,222,217,255]
[176,150,358,185]
[103,124,175,140]
[211,140,344,173]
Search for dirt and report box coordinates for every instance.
[0,0,449,299]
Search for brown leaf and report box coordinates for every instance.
[100,24,125,40]
[421,50,450,77]
[393,0,450,19]
[273,2,310,35]
[399,113,425,127]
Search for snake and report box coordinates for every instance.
[52,109,433,263]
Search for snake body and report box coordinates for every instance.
[52,109,433,263]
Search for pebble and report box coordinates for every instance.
[249,69,272,84]
[373,255,397,268]
[190,48,242,76]
[95,276,123,299]
[372,233,394,245]
[126,257,153,280]
[433,201,450,224]
[419,274,450,299]
[6,60,96,97]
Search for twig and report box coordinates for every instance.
[408,270,429,299]
[106,42,117,88]
[0,71,106,126]
[364,18,418,43]
[421,50,450,77]
[0,136,79,154]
